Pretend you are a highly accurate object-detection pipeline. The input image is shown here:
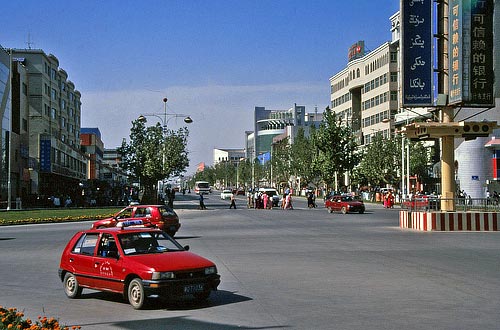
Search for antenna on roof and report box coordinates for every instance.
[26,32,34,49]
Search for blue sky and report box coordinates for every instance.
[2,0,399,174]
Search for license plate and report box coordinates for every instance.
[184,284,204,294]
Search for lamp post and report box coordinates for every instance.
[137,98,193,200]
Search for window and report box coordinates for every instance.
[22,83,27,95]
[72,233,99,255]
[51,88,57,100]
[51,108,57,119]
[390,51,398,63]
[390,72,398,83]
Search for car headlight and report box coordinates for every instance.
[152,271,175,280]
[204,266,217,275]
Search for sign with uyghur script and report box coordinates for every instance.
[401,0,434,107]
[449,0,494,107]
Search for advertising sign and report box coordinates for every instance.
[401,0,434,107]
[449,0,494,107]
[40,139,51,172]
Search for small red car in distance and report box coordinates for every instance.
[325,195,365,214]
[92,205,180,237]
[59,221,221,309]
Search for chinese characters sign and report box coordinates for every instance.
[40,139,51,172]
[401,0,433,107]
[449,0,494,107]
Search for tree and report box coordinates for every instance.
[118,119,189,204]
[355,134,432,189]
[311,108,360,190]
[355,134,399,187]
[289,127,319,187]
[270,137,291,188]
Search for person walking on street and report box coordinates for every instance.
[229,193,236,209]
[199,193,207,210]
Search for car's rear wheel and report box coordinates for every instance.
[359,209,365,214]
[63,272,82,298]
[128,278,146,309]
[341,207,347,214]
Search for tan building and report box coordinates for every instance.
[10,49,87,203]
[329,38,399,146]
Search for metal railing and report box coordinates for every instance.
[401,197,500,212]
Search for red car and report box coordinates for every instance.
[59,222,221,309]
[92,205,180,237]
[325,195,365,214]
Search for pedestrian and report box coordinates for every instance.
[285,193,293,210]
[229,193,236,209]
[199,193,207,210]
[262,191,268,209]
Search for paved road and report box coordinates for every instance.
[1,193,500,329]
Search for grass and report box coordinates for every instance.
[0,207,122,226]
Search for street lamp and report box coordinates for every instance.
[137,98,193,201]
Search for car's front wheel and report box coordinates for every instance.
[128,278,146,309]
[328,207,333,213]
[63,272,82,298]
[341,207,347,214]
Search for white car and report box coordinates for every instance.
[220,190,233,200]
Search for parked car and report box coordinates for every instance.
[236,188,246,195]
[220,189,233,200]
[92,205,180,237]
[258,188,280,207]
[325,195,365,214]
[59,222,220,309]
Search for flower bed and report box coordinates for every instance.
[0,306,81,330]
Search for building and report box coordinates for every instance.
[80,128,104,180]
[213,148,245,166]
[246,104,321,163]
[0,46,31,208]
[9,48,86,202]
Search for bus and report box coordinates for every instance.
[194,181,211,195]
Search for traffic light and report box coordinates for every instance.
[460,121,497,141]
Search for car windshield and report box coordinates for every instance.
[118,231,184,255]
[341,196,353,201]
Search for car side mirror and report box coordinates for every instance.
[183,245,190,251]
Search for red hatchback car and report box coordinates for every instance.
[59,223,221,309]
[92,205,180,237]
[325,195,365,214]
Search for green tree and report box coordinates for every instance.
[290,127,319,187]
[311,108,360,190]
[355,134,432,188]
[118,119,189,204]
[270,137,291,188]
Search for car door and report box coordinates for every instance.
[92,233,124,293]
[69,233,99,287]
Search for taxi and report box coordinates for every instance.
[58,221,220,309]
[91,204,180,237]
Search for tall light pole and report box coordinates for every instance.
[138,98,193,200]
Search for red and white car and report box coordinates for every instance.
[92,205,180,237]
[59,222,220,309]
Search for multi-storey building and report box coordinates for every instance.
[0,46,30,208]
[213,148,245,166]
[246,104,321,162]
[80,128,104,180]
[329,35,399,146]
[10,49,86,201]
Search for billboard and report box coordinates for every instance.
[449,0,494,107]
[401,0,434,107]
